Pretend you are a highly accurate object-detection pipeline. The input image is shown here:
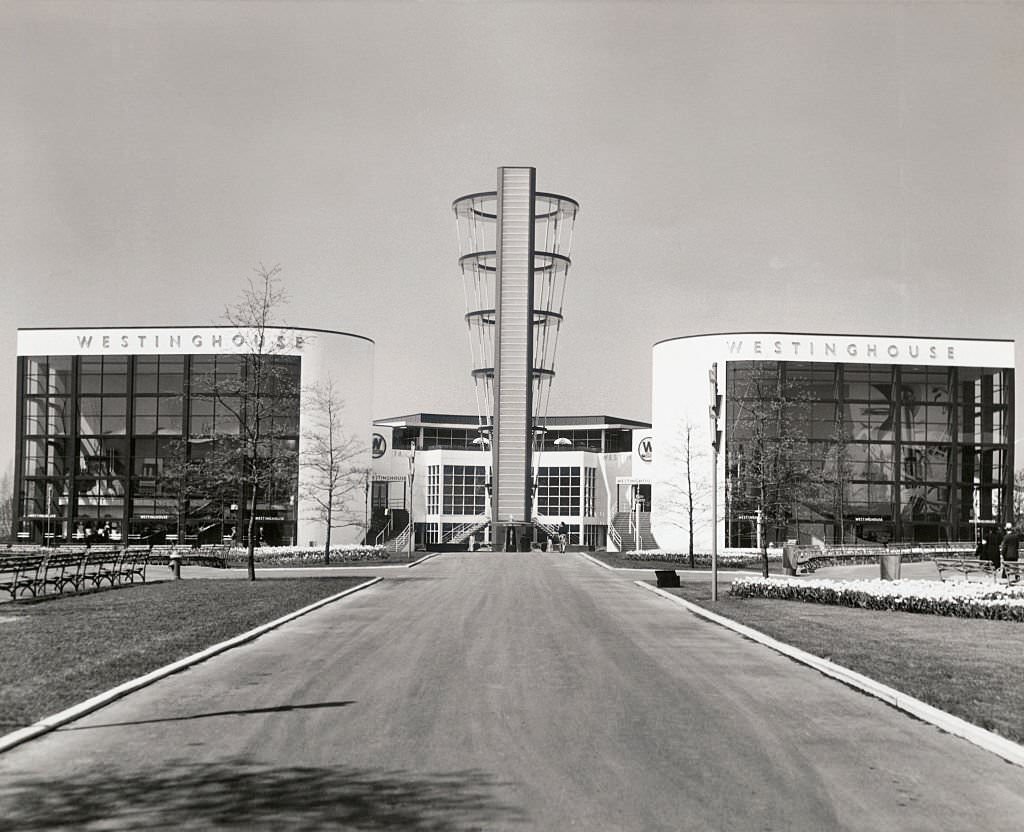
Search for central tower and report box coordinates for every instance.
[454,167,578,550]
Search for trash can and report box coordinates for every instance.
[169,552,182,580]
[879,552,901,581]
[782,541,798,576]
[655,569,680,588]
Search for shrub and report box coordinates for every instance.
[626,548,782,566]
[225,544,388,566]
[730,576,1024,621]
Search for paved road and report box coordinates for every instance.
[1,552,1022,830]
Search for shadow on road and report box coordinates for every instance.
[0,758,528,830]
[62,700,358,730]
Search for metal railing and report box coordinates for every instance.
[607,522,622,552]
[384,524,411,555]
[374,515,394,547]
[443,516,489,545]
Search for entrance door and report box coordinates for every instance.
[371,481,389,511]
[617,482,651,512]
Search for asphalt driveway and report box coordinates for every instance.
[1,552,1021,830]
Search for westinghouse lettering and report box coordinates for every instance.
[725,338,956,363]
[69,330,306,353]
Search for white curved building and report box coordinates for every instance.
[14,326,374,548]
[652,332,1015,552]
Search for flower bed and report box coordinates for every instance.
[730,576,1024,621]
[626,548,782,567]
[224,544,389,567]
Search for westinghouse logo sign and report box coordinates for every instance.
[18,328,309,356]
[637,436,653,463]
[713,334,1015,370]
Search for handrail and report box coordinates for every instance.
[607,523,622,552]
[443,516,489,544]
[374,515,394,547]
[386,524,411,554]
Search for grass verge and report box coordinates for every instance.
[659,579,1024,745]
[0,576,371,731]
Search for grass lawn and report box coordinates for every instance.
[660,579,1024,745]
[0,576,372,731]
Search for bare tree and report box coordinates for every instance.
[1014,469,1024,527]
[301,377,369,562]
[820,407,855,545]
[175,264,300,580]
[729,363,816,577]
[0,465,14,540]
[660,421,709,567]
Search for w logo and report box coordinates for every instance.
[371,433,388,459]
[637,437,653,463]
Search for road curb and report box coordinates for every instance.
[579,551,749,575]
[0,576,383,755]
[635,580,1024,769]
[208,553,436,573]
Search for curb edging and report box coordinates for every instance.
[635,580,1024,769]
[579,551,749,576]
[0,576,383,755]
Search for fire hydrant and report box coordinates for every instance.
[169,551,182,580]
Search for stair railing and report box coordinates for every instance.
[443,516,489,544]
[386,523,410,554]
[607,522,622,552]
[374,515,394,547]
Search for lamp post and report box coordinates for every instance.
[408,441,416,560]
[473,435,492,548]
[364,469,370,545]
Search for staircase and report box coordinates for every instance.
[611,511,658,552]
[443,516,490,545]
[533,515,561,540]
[385,523,411,555]
[367,509,408,547]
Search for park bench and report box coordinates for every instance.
[80,547,123,588]
[0,554,45,600]
[117,547,151,584]
[1002,561,1023,584]
[934,557,996,583]
[37,550,88,595]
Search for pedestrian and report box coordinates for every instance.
[1000,523,1019,581]
[981,528,1001,569]
[991,524,1005,567]
[558,522,569,554]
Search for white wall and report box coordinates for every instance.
[295,330,375,548]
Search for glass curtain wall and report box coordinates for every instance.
[15,354,300,546]
[725,360,1012,546]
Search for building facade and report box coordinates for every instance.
[370,414,652,551]
[14,326,374,548]
[652,333,1015,551]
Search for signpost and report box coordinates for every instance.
[709,363,722,601]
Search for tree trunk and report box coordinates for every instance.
[324,502,332,565]
[246,478,258,581]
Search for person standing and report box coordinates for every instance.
[1000,522,1019,570]
[982,527,1002,569]
[558,522,569,554]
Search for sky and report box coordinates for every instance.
[2,0,1023,479]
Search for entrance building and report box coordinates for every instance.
[370,413,652,551]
